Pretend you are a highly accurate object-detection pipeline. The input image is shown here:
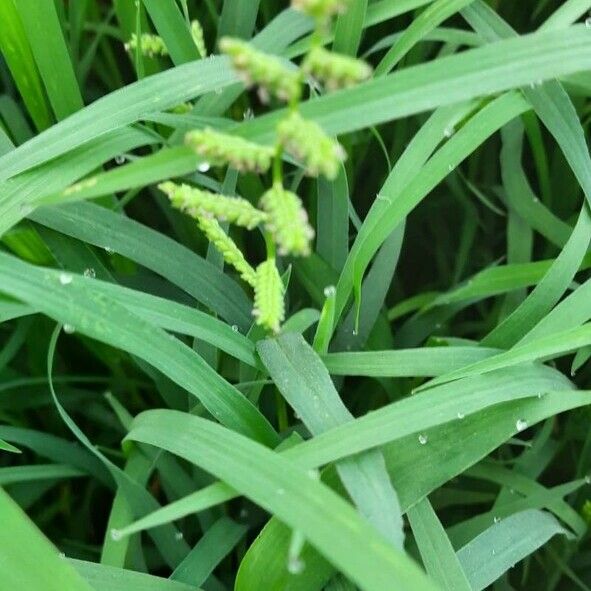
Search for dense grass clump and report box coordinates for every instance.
[2,1,591,589]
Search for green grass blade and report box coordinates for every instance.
[457,510,572,591]
[0,252,276,445]
[126,409,439,591]
[407,497,471,591]
[258,333,404,548]
[0,487,94,591]
[14,0,83,120]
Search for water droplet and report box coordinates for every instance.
[585,16,591,28]
[585,474,591,485]
[515,418,528,432]
[175,532,184,541]
[111,529,123,541]
[287,556,305,575]
[418,434,428,445]
[19,203,33,215]
[58,272,73,285]
[231,324,239,333]
[493,516,501,524]
[115,155,126,165]
[444,125,455,138]
[323,285,336,298]
[104,246,115,254]
[83,268,96,279]
[197,161,211,173]
[352,329,358,336]
[448,164,454,172]
[58,552,66,559]
[307,469,320,480]
[457,412,465,419]
[63,324,76,334]
[276,487,285,495]
[243,108,254,120]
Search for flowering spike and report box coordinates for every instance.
[191,20,207,58]
[184,212,256,286]
[259,184,314,256]
[220,37,301,104]
[159,182,267,230]
[303,47,372,91]
[253,259,285,333]
[277,112,345,179]
[124,33,168,58]
[185,128,275,173]
[291,0,349,21]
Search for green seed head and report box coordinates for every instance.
[220,37,301,104]
[185,128,275,173]
[124,33,168,58]
[159,182,267,230]
[253,259,285,333]
[277,112,345,179]
[291,0,349,21]
[191,20,207,58]
[303,47,372,91]
[260,184,314,256]
[195,214,257,286]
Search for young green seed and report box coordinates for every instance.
[220,37,301,104]
[259,184,314,256]
[277,111,345,180]
[194,215,257,286]
[185,128,275,173]
[303,47,372,91]
[124,33,168,58]
[159,181,268,230]
[253,259,285,333]
[291,0,349,21]
[191,20,207,58]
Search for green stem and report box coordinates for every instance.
[272,144,284,186]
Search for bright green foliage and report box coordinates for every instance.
[2,1,591,591]
[159,181,268,229]
[277,111,346,179]
[220,37,301,103]
[260,183,314,255]
[253,258,285,332]
[124,32,168,57]
[193,214,256,286]
[190,19,207,58]
[185,127,275,172]
[303,46,373,90]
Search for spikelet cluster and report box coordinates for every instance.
[260,184,314,256]
[185,128,275,173]
[253,259,285,333]
[220,37,301,104]
[124,33,168,58]
[291,0,349,21]
[277,112,345,179]
[159,182,267,230]
[303,47,372,91]
[191,20,207,57]
[196,215,257,286]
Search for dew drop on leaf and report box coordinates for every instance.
[59,272,73,285]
